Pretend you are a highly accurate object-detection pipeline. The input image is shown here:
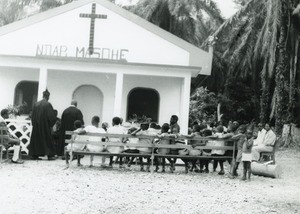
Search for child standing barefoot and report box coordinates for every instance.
[241,130,254,181]
[210,125,226,175]
[230,125,247,178]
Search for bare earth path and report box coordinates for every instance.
[0,149,299,214]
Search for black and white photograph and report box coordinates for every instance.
[0,0,299,213]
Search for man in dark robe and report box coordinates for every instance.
[29,89,56,160]
[58,100,84,157]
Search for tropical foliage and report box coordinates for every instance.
[190,83,259,126]
[0,0,39,26]
[0,0,118,26]
[189,87,219,124]
[40,0,74,12]
[232,0,250,7]
[130,0,224,46]
[6,103,27,117]
[199,0,300,134]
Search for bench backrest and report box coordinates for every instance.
[65,131,235,151]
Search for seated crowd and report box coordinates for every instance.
[1,103,277,181]
[64,113,277,181]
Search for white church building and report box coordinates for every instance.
[0,0,212,134]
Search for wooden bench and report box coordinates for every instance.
[64,131,236,172]
[259,139,279,164]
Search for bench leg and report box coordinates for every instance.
[150,156,154,174]
[0,146,3,163]
[167,158,174,173]
[64,150,70,169]
[139,157,144,171]
[271,154,275,164]
[109,156,114,166]
[90,155,94,167]
[127,157,135,167]
[101,156,106,166]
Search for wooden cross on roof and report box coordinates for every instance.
[80,3,107,55]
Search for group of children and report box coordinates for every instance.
[188,122,254,181]
[67,115,255,181]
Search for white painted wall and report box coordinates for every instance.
[0,62,189,131]
[47,70,116,125]
[0,67,39,111]
[0,3,189,66]
[122,75,182,126]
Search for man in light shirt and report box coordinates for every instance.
[252,123,276,161]
[78,116,106,166]
[253,123,266,146]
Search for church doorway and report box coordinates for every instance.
[14,81,38,115]
[127,87,159,122]
[73,85,103,125]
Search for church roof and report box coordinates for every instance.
[0,0,212,75]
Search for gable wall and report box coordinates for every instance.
[0,3,190,67]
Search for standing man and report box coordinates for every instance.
[29,89,56,160]
[58,100,84,157]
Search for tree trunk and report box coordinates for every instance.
[260,63,271,123]
[251,162,282,178]
[274,0,289,135]
[282,123,300,147]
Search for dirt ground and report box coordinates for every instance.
[0,149,299,214]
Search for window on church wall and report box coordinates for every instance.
[14,81,38,115]
[127,88,160,123]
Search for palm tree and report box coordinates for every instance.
[130,0,224,46]
[200,0,300,133]
[233,0,250,7]
[40,0,74,11]
[0,0,31,26]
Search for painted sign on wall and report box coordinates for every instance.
[35,44,129,61]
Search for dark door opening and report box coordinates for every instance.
[127,88,159,122]
[14,81,38,115]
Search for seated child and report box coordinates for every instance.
[209,125,226,175]
[188,125,206,173]
[106,117,126,168]
[241,130,254,181]
[155,123,174,173]
[66,120,87,166]
[200,129,213,173]
[123,127,139,167]
[132,122,156,172]
[101,122,109,132]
